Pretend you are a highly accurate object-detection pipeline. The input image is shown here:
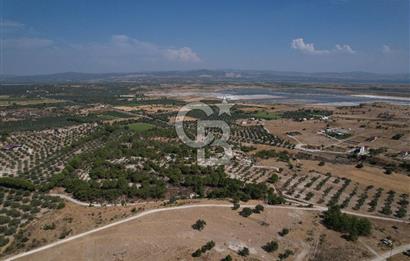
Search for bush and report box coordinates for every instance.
[192,219,206,231]
[279,249,294,260]
[192,249,202,257]
[43,223,56,230]
[238,247,250,256]
[266,192,285,205]
[279,228,290,237]
[253,204,264,213]
[267,174,279,184]
[262,240,278,252]
[355,163,364,169]
[221,255,232,261]
[239,207,253,217]
[232,202,240,210]
[192,240,215,257]
[392,133,404,140]
[200,241,215,252]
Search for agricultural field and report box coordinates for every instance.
[128,122,155,132]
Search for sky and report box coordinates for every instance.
[1,0,409,75]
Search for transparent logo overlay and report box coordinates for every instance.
[175,100,233,166]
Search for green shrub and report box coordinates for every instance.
[253,204,264,213]
[279,228,290,237]
[262,240,278,252]
[239,207,253,217]
[238,247,250,256]
[192,219,206,231]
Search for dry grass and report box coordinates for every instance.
[15,204,378,261]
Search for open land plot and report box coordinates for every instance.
[264,118,329,145]
[13,205,381,261]
[19,201,163,254]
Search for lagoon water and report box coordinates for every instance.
[215,88,410,106]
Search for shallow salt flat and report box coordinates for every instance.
[214,94,282,100]
[351,94,410,101]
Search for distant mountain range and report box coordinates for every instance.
[1,70,409,84]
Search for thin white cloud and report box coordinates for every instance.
[4,37,54,49]
[0,19,25,29]
[291,38,329,55]
[164,47,201,62]
[335,44,355,54]
[291,38,356,55]
[102,35,200,62]
[382,44,392,54]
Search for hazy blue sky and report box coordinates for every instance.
[1,0,409,75]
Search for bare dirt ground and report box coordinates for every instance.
[15,201,165,256]
[265,119,329,146]
[14,205,375,261]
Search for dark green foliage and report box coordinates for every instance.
[400,161,410,172]
[192,219,206,231]
[383,163,397,175]
[281,109,332,121]
[380,190,395,216]
[278,249,294,260]
[192,240,215,257]
[304,192,314,201]
[355,163,364,168]
[232,202,240,210]
[318,161,325,166]
[255,150,290,162]
[267,174,279,184]
[255,149,277,159]
[391,133,404,140]
[253,204,264,213]
[0,177,35,191]
[262,240,278,253]
[278,228,290,237]
[43,223,56,230]
[221,255,232,261]
[192,249,202,257]
[200,241,215,252]
[266,192,285,205]
[239,207,253,217]
[240,145,256,152]
[323,205,372,240]
[395,194,409,218]
[238,247,250,256]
